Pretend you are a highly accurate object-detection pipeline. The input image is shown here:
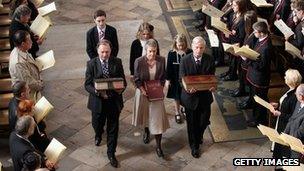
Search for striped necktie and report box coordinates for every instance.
[101,61,109,78]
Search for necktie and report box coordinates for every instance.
[99,30,104,40]
[101,61,109,78]
[196,59,201,71]
[297,106,303,114]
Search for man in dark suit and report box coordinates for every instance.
[244,21,272,127]
[284,84,304,159]
[84,39,126,168]
[9,115,55,171]
[86,10,119,59]
[179,36,215,158]
[8,81,29,131]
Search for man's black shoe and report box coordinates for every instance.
[156,148,164,158]
[108,155,118,168]
[219,72,229,78]
[143,128,150,144]
[222,75,238,81]
[191,148,200,158]
[230,89,248,97]
[247,121,257,127]
[239,101,253,109]
[95,137,101,146]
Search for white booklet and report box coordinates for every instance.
[201,4,224,18]
[38,2,56,16]
[35,50,55,71]
[206,29,219,47]
[274,19,294,38]
[44,138,67,164]
[33,96,54,123]
[30,14,51,38]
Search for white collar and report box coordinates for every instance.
[97,25,106,34]
[258,36,268,42]
[99,58,108,64]
[193,55,202,62]
[301,103,304,109]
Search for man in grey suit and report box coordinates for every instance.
[179,36,215,158]
[84,39,126,168]
[285,84,304,160]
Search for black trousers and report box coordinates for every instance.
[91,99,120,155]
[185,103,211,150]
[251,86,269,125]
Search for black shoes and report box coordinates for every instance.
[221,75,238,81]
[230,89,248,97]
[108,155,118,168]
[95,137,101,146]
[156,148,164,158]
[238,101,253,109]
[143,128,150,144]
[247,121,257,127]
[191,148,200,158]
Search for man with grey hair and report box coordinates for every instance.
[9,4,43,58]
[9,116,55,171]
[179,36,215,158]
[284,84,304,159]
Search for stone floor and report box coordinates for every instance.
[0,0,281,170]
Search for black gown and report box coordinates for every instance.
[166,49,192,100]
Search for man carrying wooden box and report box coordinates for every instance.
[179,36,216,158]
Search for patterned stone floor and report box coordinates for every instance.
[0,0,279,170]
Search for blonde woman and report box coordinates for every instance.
[270,69,302,161]
[129,22,159,76]
[166,34,192,124]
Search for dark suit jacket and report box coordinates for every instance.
[211,0,226,9]
[134,55,166,88]
[289,20,304,50]
[86,24,119,59]
[9,132,45,171]
[85,57,126,113]
[284,101,304,158]
[179,53,215,110]
[8,97,18,131]
[227,14,246,45]
[246,36,272,88]
[129,39,160,75]
[9,20,39,58]
[270,0,291,22]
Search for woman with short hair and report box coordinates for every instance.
[270,69,302,162]
[132,39,169,158]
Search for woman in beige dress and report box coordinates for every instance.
[132,39,169,158]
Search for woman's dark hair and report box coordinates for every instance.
[244,10,257,36]
[12,30,30,47]
[253,21,269,34]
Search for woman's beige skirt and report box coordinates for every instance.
[132,88,169,135]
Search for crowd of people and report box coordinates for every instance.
[5,0,304,170]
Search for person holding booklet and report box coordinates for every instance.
[268,69,302,167]
[179,36,215,158]
[243,21,273,127]
[9,82,51,153]
[84,39,126,168]
[220,0,246,81]
[132,39,169,158]
[10,0,39,22]
[9,30,43,102]
[9,5,43,59]
[284,84,304,160]
[9,115,56,171]
[166,34,192,124]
